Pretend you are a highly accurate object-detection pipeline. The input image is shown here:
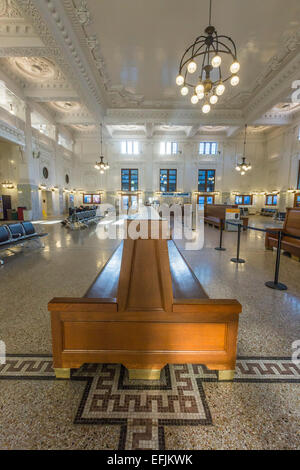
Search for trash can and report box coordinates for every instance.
[17,207,27,221]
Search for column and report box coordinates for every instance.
[17,103,41,220]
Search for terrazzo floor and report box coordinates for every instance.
[0,215,299,450]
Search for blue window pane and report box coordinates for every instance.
[84,195,92,204]
[207,197,213,204]
[244,196,251,205]
[198,197,205,205]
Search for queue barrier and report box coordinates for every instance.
[216,221,300,292]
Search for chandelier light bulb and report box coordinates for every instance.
[230,61,240,74]
[241,171,246,176]
[195,83,204,95]
[187,60,197,74]
[181,86,189,96]
[176,74,184,86]
[100,170,104,175]
[191,94,199,104]
[236,166,241,172]
[210,94,218,104]
[216,82,225,96]
[202,102,211,114]
[230,75,240,86]
[211,54,222,68]
[94,164,100,170]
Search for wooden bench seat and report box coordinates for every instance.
[49,218,242,381]
[265,207,300,258]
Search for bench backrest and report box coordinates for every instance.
[0,226,11,244]
[7,223,25,239]
[22,222,36,236]
[205,204,237,220]
[284,207,300,238]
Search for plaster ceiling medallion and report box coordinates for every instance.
[200,125,228,132]
[10,57,56,81]
[50,101,81,113]
[115,125,142,131]
[72,124,96,131]
[248,125,271,133]
[271,102,300,113]
[158,125,187,133]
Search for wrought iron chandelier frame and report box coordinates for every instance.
[176,0,240,112]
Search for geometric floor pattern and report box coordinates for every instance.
[1,355,299,449]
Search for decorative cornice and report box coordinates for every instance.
[16,0,107,118]
[0,0,22,18]
[0,119,24,145]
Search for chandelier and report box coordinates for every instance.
[94,123,109,174]
[236,125,252,175]
[176,0,240,113]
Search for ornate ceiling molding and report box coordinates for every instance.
[0,46,61,57]
[106,108,244,127]
[16,0,107,118]
[0,0,22,18]
[244,50,300,122]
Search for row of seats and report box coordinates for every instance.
[0,222,47,247]
[74,209,98,222]
[261,208,276,216]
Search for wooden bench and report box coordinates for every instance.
[265,207,300,259]
[49,219,242,381]
[204,204,238,229]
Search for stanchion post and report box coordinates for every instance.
[265,230,287,291]
[215,221,226,251]
[231,222,245,264]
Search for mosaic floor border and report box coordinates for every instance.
[1,355,299,450]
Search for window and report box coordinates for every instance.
[235,195,253,205]
[198,170,215,192]
[295,194,300,207]
[198,195,215,205]
[265,194,278,206]
[160,142,178,155]
[58,133,73,151]
[199,142,218,155]
[121,169,139,191]
[121,141,139,155]
[160,169,177,192]
[83,194,101,205]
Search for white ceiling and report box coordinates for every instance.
[0,0,299,137]
[84,0,300,108]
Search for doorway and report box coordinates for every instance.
[121,195,138,213]
[41,190,54,218]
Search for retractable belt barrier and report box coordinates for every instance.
[217,221,300,292]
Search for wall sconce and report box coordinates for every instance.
[2,181,15,189]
